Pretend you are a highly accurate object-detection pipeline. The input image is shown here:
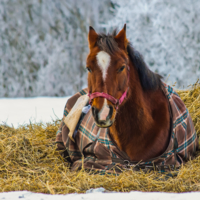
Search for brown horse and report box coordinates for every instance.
[86,24,170,162]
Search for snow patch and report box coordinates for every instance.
[0,190,200,200]
[0,97,70,128]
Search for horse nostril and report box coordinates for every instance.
[92,107,99,117]
[107,105,113,120]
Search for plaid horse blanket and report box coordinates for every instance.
[56,83,199,173]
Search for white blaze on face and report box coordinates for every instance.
[99,98,110,121]
[96,51,111,81]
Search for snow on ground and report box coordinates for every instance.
[0,96,70,127]
[0,97,200,199]
[0,189,200,200]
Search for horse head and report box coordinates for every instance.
[86,25,130,128]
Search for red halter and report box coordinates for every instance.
[88,66,130,110]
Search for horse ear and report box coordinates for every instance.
[88,26,98,49]
[114,24,128,51]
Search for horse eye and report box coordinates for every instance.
[86,67,92,73]
[118,65,125,73]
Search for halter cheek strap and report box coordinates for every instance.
[88,66,130,110]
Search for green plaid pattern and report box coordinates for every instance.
[56,83,198,173]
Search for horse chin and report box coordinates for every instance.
[94,119,114,128]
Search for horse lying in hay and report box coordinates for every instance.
[56,25,199,173]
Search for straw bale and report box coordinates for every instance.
[0,82,200,194]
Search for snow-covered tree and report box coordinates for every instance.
[0,0,114,97]
[106,0,200,88]
[1,0,199,98]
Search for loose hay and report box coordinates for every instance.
[0,83,200,194]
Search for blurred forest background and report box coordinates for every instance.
[0,0,200,97]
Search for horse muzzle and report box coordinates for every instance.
[92,104,114,128]
[88,87,129,127]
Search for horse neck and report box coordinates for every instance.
[109,66,149,146]
[109,64,170,161]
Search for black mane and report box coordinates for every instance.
[97,30,119,55]
[127,43,162,90]
[96,30,162,91]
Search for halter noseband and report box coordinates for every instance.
[88,66,130,110]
